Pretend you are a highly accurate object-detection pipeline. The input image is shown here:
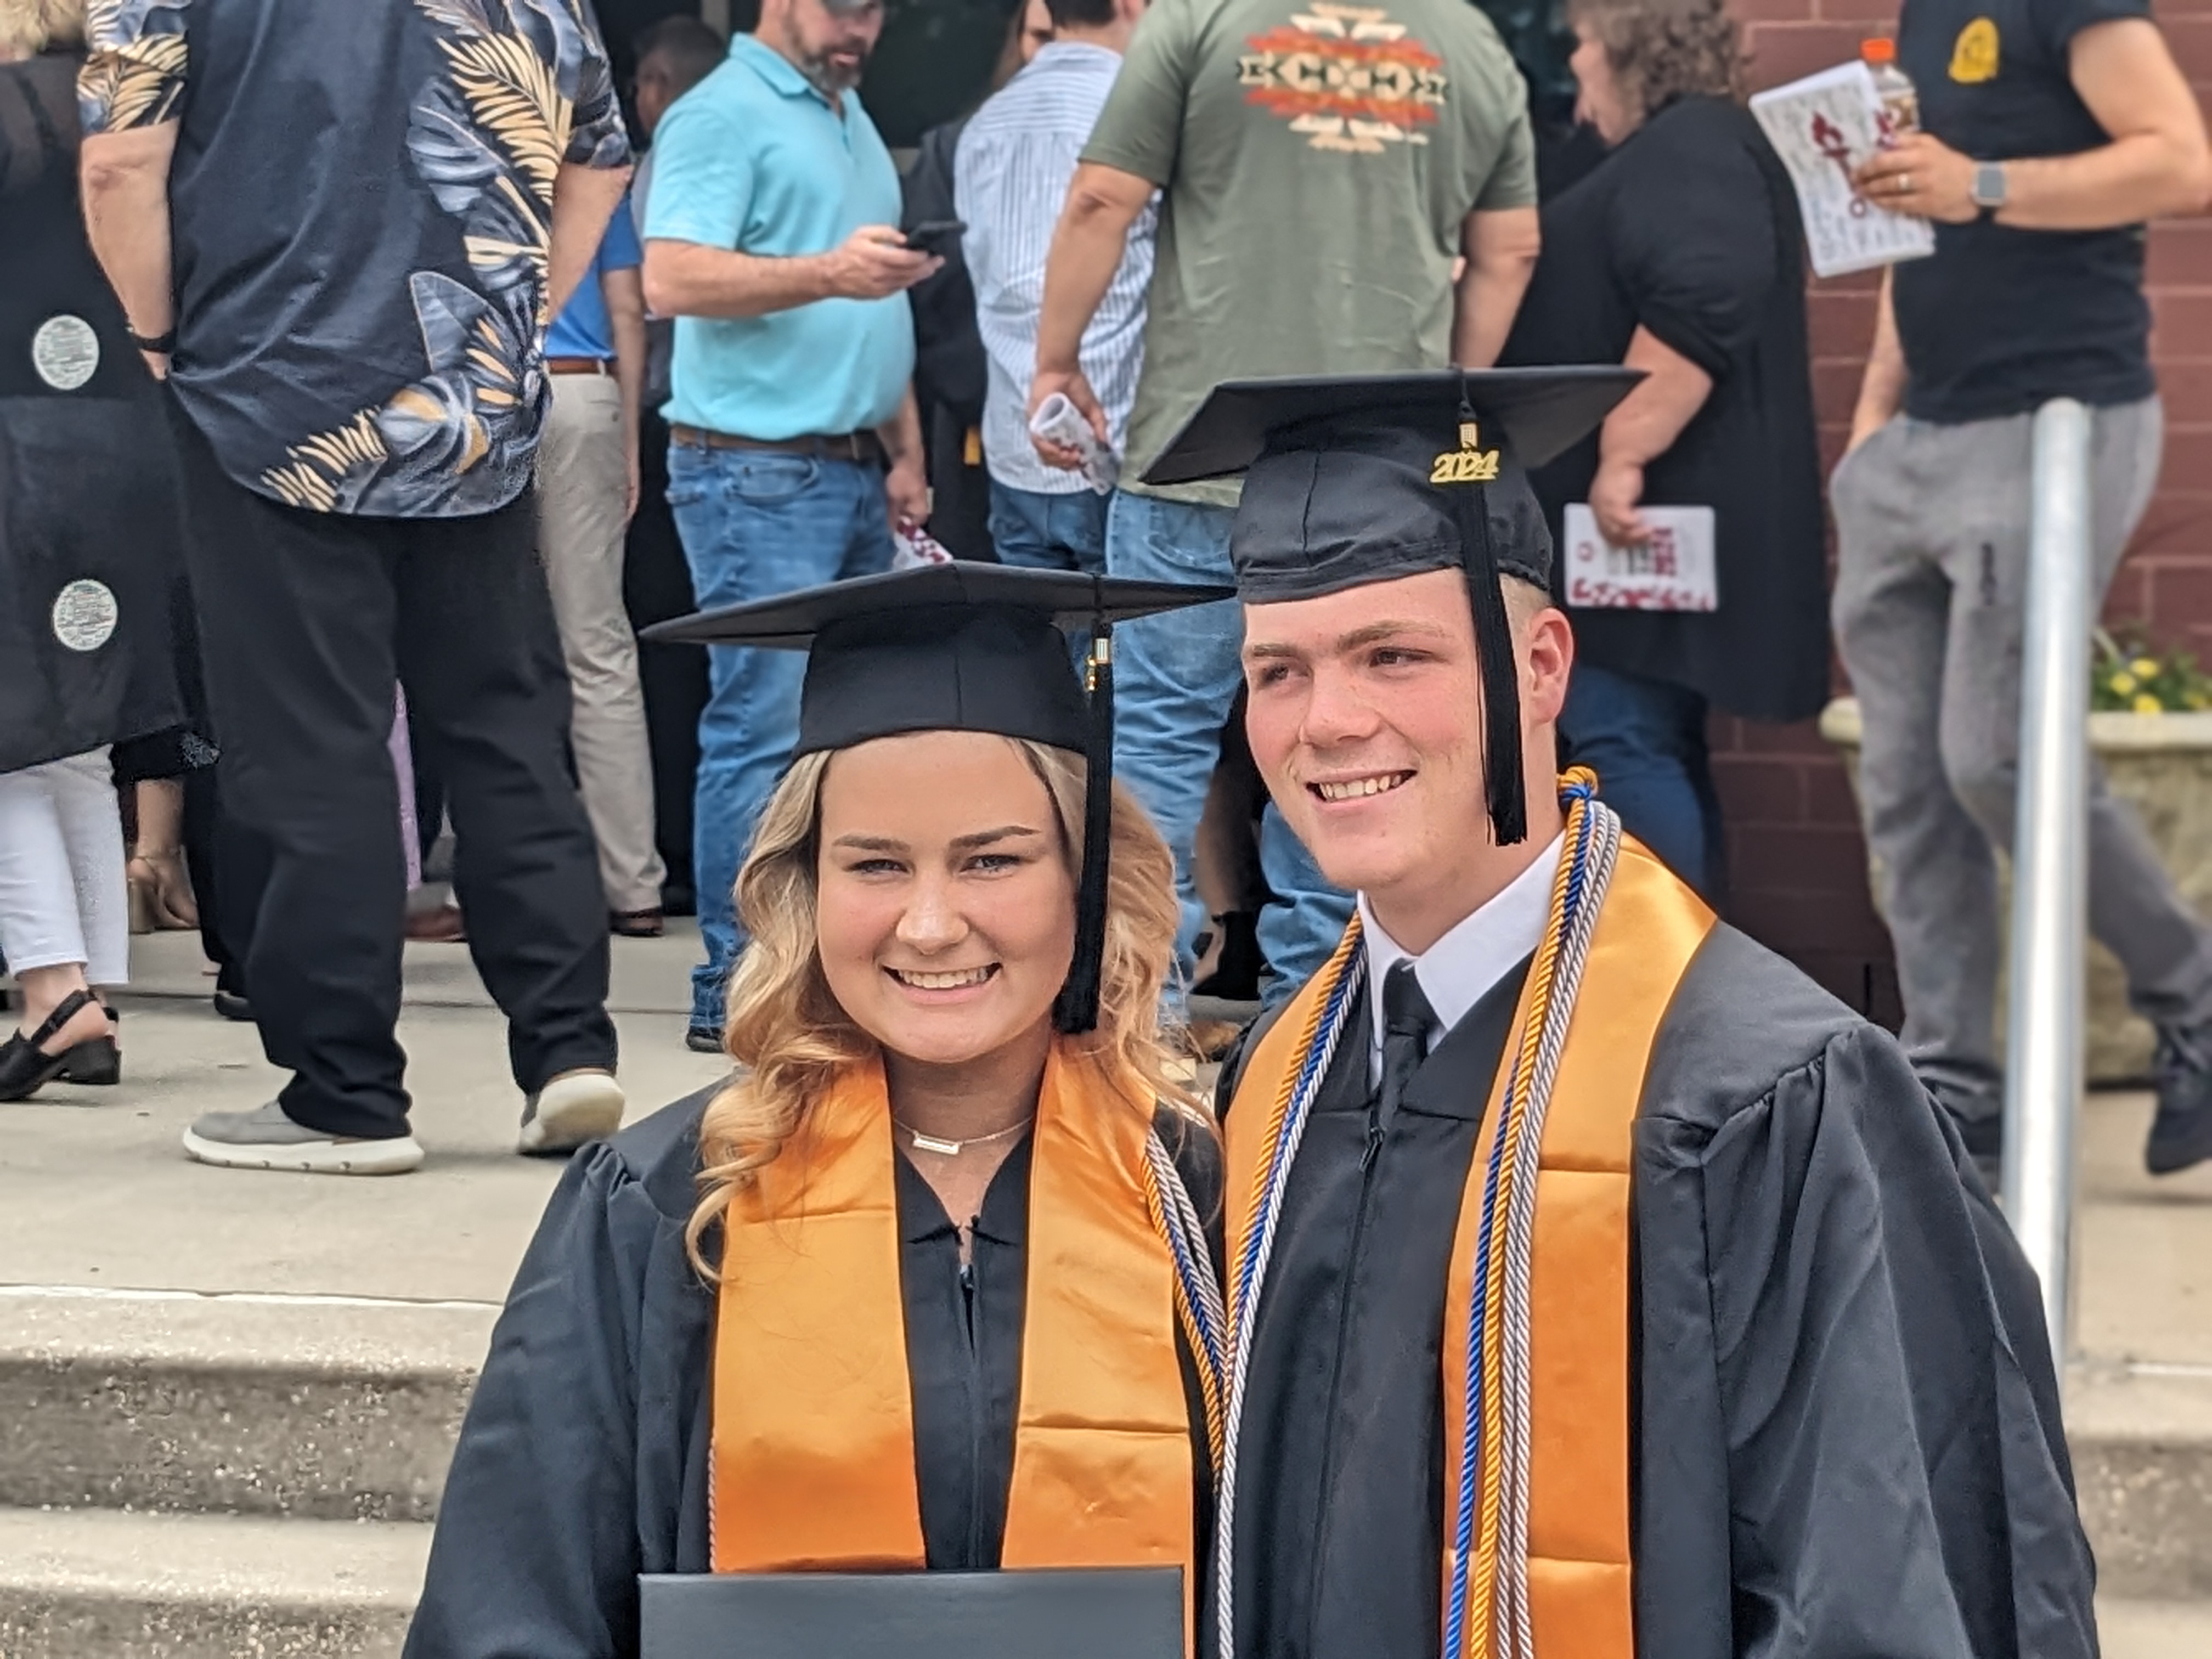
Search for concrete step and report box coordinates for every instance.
[2098,1596,2212,1659]
[0,1288,492,1523]
[0,1513,2198,1659]
[4,1289,2209,1654]
[0,1506,425,1658]
[10,1289,2212,1595]
[2069,1366,2212,1599]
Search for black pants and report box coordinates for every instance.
[181,765,266,1000]
[168,406,616,1139]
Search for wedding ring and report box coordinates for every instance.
[1898,172,1912,194]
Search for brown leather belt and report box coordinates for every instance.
[545,356,613,376]
[668,423,885,466]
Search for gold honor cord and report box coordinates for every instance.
[1222,772,1714,1659]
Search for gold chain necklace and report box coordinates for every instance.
[892,1115,1032,1157]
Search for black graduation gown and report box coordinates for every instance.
[1215,924,2094,1659]
[405,1086,1221,1659]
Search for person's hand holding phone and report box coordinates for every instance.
[903,219,966,260]
[823,225,939,301]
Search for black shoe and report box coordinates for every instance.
[212,989,255,1023]
[56,1037,121,1086]
[685,1025,724,1054]
[57,1007,121,1086]
[2146,1026,2212,1176]
[1,990,100,1103]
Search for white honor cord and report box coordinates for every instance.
[1214,796,1627,1659]
[1212,947,1367,1659]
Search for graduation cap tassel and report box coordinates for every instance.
[1445,373,1528,847]
[1452,477,1528,848]
[1053,620,1116,1035]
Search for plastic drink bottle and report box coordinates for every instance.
[1861,37,1919,144]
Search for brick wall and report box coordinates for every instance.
[1711,0,2212,1022]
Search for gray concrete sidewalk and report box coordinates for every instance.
[10,922,2210,1341]
[1,925,728,1303]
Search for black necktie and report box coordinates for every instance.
[1370,960,1437,1163]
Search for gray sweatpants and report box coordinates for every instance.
[1832,396,2212,1119]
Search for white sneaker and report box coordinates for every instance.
[182,1101,425,1176]
[518,1067,625,1155]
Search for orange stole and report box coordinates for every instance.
[1225,839,1713,1657]
[710,1045,1196,1601]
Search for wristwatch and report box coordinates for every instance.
[1970,162,2009,221]
[125,324,177,354]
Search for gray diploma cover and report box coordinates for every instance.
[640,1565,1184,1659]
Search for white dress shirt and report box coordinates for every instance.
[1359,833,1565,1076]
[953,43,1156,495]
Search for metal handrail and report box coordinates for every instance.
[2001,398,2092,1357]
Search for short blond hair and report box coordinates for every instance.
[0,0,84,56]
[1503,574,1553,631]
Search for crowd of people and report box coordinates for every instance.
[5,0,2212,1653]
[5,0,2212,1189]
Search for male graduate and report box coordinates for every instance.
[1159,371,2096,1659]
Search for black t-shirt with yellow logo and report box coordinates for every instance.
[1893,0,2155,422]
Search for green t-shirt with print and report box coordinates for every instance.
[1083,0,1537,507]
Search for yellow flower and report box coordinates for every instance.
[2134,693,2164,715]
[2111,670,2138,695]
[2132,656,2160,678]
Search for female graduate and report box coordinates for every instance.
[406,563,1229,1659]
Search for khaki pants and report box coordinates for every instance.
[537,374,665,913]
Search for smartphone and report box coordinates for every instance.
[904,219,966,258]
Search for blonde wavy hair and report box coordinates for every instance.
[1568,0,1745,128]
[0,0,83,56]
[686,737,1204,1274]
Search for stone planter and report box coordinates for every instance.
[1821,696,2212,1085]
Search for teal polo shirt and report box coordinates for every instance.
[643,36,912,440]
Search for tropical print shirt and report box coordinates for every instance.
[80,0,631,519]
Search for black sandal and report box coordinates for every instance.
[57,1005,121,1087]
[0,989,101,1103]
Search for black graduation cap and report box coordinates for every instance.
[1141,368,1640,847]
[640,563,1230,1032]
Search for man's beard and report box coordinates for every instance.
[796,41,868,94]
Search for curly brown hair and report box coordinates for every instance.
[1569,0,1744,127]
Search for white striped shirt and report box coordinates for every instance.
[955,42,1156,496]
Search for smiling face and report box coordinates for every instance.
[813,730,1077,1068]
[1240,568,1573,952]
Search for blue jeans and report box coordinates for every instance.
[1558,661,1723,900]
[988,479,1109,575]
[1104,489,1351,1003]
[667,444,893,1028]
